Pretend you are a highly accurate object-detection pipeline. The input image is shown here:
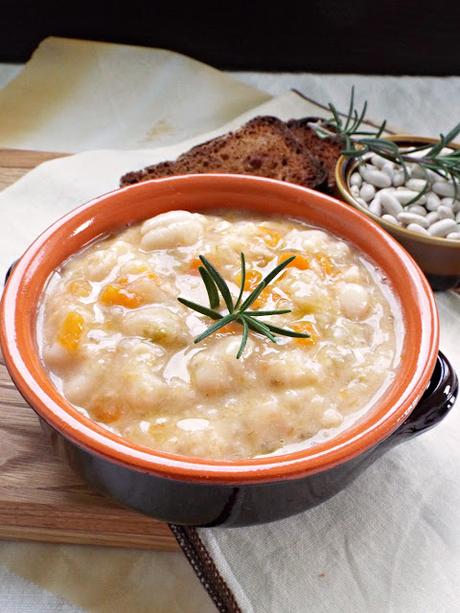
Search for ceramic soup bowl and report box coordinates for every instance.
[0,174,457,526]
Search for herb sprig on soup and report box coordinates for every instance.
[39,210,402,460]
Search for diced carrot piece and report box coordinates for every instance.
[278,252,310,270]
[67,279,92,298]
[188,258,202,273]
[219,321,240,335]
[90,401,123,424]
[58,311,85,351]
[315,254,337,276]
[252,287,285,310]
[259,226,282,248]
[291,320,318,346]
[99,284,143,309]
[235,269,263,291]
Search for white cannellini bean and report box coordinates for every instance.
[432,182,456,197]
[141,211,204,250]
[456,211,460,223]
[397,212,429,228]
[406,223,430,235]
[437,205,454,220]
[382,163,394,180]
[351,184,360,197]
[360,183,376,202]
[322,408,344,427]
[425,211,439,224]
[410,165,427,179]
[393,189,423,205]
[368,198,382,216]
[338,283,369,320]
[370,154,387,169]
[382,214,401,225]
[380,191,403,216]
[446,232,460,240]
[349,172,362,187]
[426,192,441,210]
[428,219,458,237]
[405,178,428,192]
[392,170,405,187]
[441,198,460,213]
[359,164,392,188]
[407,204,427,216]
[356,197,368,208]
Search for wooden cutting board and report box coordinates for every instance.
[0,149,178,550]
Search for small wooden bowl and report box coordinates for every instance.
[335,135,460,291]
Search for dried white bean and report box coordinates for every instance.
[397,212,429,228]
[432,182,456,198]
[428,218,458,237]
[437,205,454,220]
[350,172,362,187]
[359,165,392,188]
[380,191,403,216]
[446,232,460,240]
[406,223,430,235]
[405,178,428,192]
[356,197,368,208]
[370,154,386,169]
[369,198,382,216]
[392,171,405,186]
[410,165,427,179]
[382,163,394,180]
[382,214,401,225]
[425,192,441,211]
[425,211,439,225]
[351,185,360,197]
[360,183,376,202]
[393,190,421,205]
[456,211,460,223]
[441,198,460,214]
[407,204,427,216]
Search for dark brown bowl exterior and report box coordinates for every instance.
[335,136,460,291]
[37,353,456,526]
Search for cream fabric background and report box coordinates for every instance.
[0,40,459,612]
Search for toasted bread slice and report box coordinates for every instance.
[120,116,327,189]
[287,118,343,190]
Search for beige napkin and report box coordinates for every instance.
[0,37,270,152]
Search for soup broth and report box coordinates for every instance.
[39,210,402,459]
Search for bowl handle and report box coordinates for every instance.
[386,351,457,448]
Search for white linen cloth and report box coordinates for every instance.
[0,41,459,612]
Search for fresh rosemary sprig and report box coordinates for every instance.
[310,86,460,204]
[178,254,310,358]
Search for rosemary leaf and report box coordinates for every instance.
[244,316,277,343]
[193,313,236,344]
[236,317,249,359]
[238,280,267,312]
[177,297,222,320]
[264,323,310,338]
[247,309,292,317]
[199,255,234,312]
[234,252,246,310]
[198,266,220,309]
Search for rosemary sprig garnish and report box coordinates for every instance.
[178,254,310,358]
[310,86,460,204]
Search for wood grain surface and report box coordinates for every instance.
[0,149,178,550]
